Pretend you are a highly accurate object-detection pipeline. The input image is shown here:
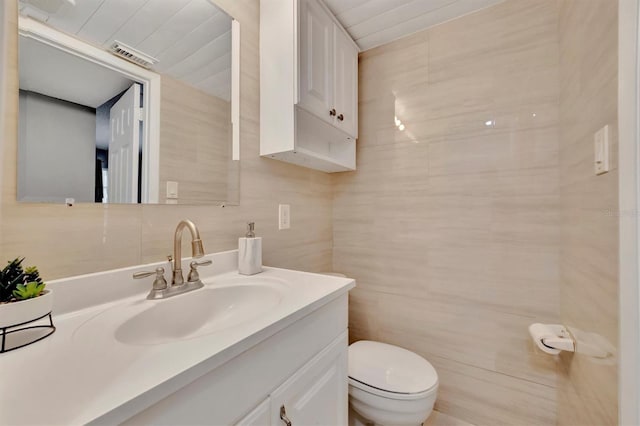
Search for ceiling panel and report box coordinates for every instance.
[324,0,369,16]
[182,51,231,84]
[18,0,232,100]
[165,31,231,77]
[324,0,506,51]
[108,0,192,48]
[76,0,150,46]
[19,36,133,108]
[44,0,105,35]
[335,0,415,28]
[135,0,218,57]
[155,11,231,71]
[347,0,457,39]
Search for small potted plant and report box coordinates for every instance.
[0,257,52,328]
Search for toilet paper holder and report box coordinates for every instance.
[529,323,575,354]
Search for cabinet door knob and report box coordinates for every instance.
[329,108,336,117]
[280,405,292,426]
[337,113,344,121]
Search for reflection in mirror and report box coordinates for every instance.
[16,0,239,205]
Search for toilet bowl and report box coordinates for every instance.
[348,341,438,426]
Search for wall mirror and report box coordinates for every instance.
[16,0,240,205]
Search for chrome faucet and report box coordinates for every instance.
[133,219,212,300]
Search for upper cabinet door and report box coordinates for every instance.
[298,0,334,123]
[333,27,358,138]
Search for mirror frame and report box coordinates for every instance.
[17,13,240,205]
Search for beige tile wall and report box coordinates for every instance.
[334,1,562,424]
[557,1,619,424]
[159,75,232,205]
[0,0,333,280]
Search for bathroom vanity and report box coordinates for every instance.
[0,250,354,425]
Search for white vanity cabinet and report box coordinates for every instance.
[260,0,359,173]
[236,400,271,426]
[270,333,348,426]
[118,294,349,426]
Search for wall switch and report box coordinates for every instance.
[279,204,290,230]
[594,125,610,175]
[166,181,179,199]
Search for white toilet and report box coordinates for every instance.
[348,340,439,426]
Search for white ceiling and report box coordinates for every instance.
[18,0,232,101]
[19,36,133,108]
[323,0,505,51]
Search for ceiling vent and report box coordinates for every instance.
[109,41,158,69]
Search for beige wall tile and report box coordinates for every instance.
[557,0,619,424]
[335,1,562,423]
[428,352,557,425]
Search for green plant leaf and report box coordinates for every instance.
[0,258,25,303]
[12,281,46,300]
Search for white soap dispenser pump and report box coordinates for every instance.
[238,222,262,275]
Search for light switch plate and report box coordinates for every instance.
[594,125,609,175]
[166,181,179,199]
[279,204,290,230]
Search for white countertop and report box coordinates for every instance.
[0,253,354,425]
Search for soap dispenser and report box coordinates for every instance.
[238,222,262,275]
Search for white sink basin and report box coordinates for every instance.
[74,277,287,346]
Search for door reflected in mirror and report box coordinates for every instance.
[17,0,239,205]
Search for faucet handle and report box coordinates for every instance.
[133,267,168,290]
[188,259,212,283]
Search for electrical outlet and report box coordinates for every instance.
[279,204,290,230]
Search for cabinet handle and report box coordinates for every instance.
[329,108,336,117]
[337,113,344,121]
[280,405,292,426]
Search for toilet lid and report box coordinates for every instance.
[348,341,438,394]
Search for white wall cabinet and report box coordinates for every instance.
[332,27,358,138]
[298,0,334,124]
[260,0,359,173]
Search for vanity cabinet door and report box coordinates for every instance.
[236,398,271,426]
[333,27,358,138]
[298,0,334,124]
[270,332,348,426]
